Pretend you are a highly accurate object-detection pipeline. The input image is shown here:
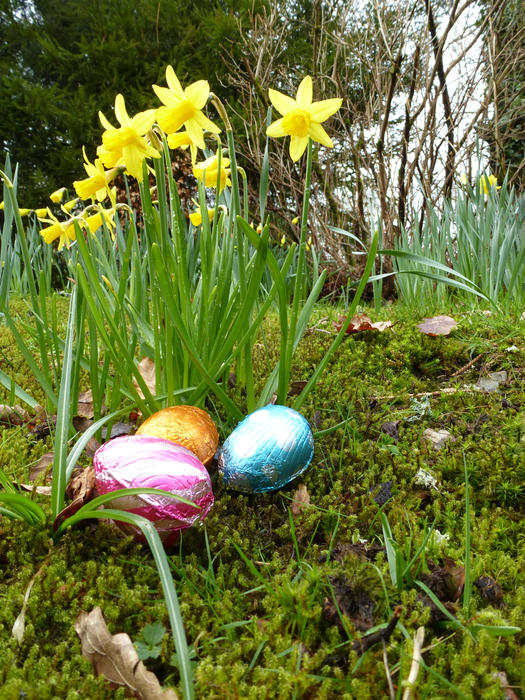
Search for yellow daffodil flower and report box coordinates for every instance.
[0,201,4,210]
[153,66,220,150]
[41,207,115,250]
[291,216,299,225]
[63,198,79,213]
[193,153,231,193]
[306,236,312,252]
[40,219,77,250]
[479,174,500,195]
[18,208,32,216]
[97,94,160,182]
[280,235,286,246]
[35,208,50,218]
[74,148,116,201]
[267,76,342,161]
[167,130,199,164]
[49,187,66,203]
[189,206,215,227]
[256,223,263,234]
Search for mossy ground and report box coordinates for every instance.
[0,299,523,699]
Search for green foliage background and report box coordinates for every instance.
[0,0,266,204]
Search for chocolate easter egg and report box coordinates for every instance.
[136,405,219,465]
[218,404,314,493]
[93,435,214,543]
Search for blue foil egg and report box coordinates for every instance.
[218,404,314,493]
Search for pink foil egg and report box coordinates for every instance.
[93,435,214,544]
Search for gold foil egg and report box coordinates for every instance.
[136,405,219,465]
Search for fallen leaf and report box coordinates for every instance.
[0,404,31,426]
[419,558,465,603]
[368,480,393,506]
[417,315,457,336]
[16,483,53,495]
[30,415,57,440]
[333,313,392,334]
[287,380,307,397]
[66,466,97,503]
[133,357,157,399]
[380,420,400,441]
[290,484,310,515]
[75,607,178,699]
[323,575,375,632]
[422,428,455,450]
[77,390,94,419]
[54,467,98,530]
[101,421,135,440]
[28,452,54,481]
[474,576,506,608]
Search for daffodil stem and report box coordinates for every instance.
[283,139,313,403]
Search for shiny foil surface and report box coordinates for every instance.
[93,435,214,542]
[218,404,314,493]
[136,405,219,465]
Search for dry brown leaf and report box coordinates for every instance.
[53,467,98,530]
[75,607,178,700]
[28,452,54,481]
[133,357,157,399]
[16,483,53,495]
[333,313,392,334]
[417,315,458,336]
[77,390,94,419]
[0,404,31,426]
[291,484,310,515]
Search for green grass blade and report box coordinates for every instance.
[51,286,77,518]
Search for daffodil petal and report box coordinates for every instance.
[289,135,309,162]
[266,118,286,138]
[165,65,185,98]
[114,94,130,126]
[296,76,313,107]
[308,98,342,122]
[308,122,333,148]
[99,111,114,130]
[268,89,297,116]
[131,109,157,134]
[122,145,145,181]
[153,84,176,107]
[184,119,206,150]
[185,80,210,110]
[194,111,221,134]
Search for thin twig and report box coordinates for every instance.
[402,626,425,700]
[382,638,396,700]
[450,354,483,377]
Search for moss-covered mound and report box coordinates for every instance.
[0,303,523,699]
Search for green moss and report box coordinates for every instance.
[0,300,523,697]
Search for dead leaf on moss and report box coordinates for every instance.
[323,575,375,632]
[417,315,457,336]
[75,607,178,700]
[133,357,156,399]
[474,576,506,608]
[77,390,94,419]
[333,313,393,334]
[291,484,310,515]
[28,452,54,481]
[0,404,31,426]
[16,483,53,495]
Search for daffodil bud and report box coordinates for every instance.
[50,187,66,203]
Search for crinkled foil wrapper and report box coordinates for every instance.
[218,404,314,493]
[93,435,214,542]
[136,405,219,465]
